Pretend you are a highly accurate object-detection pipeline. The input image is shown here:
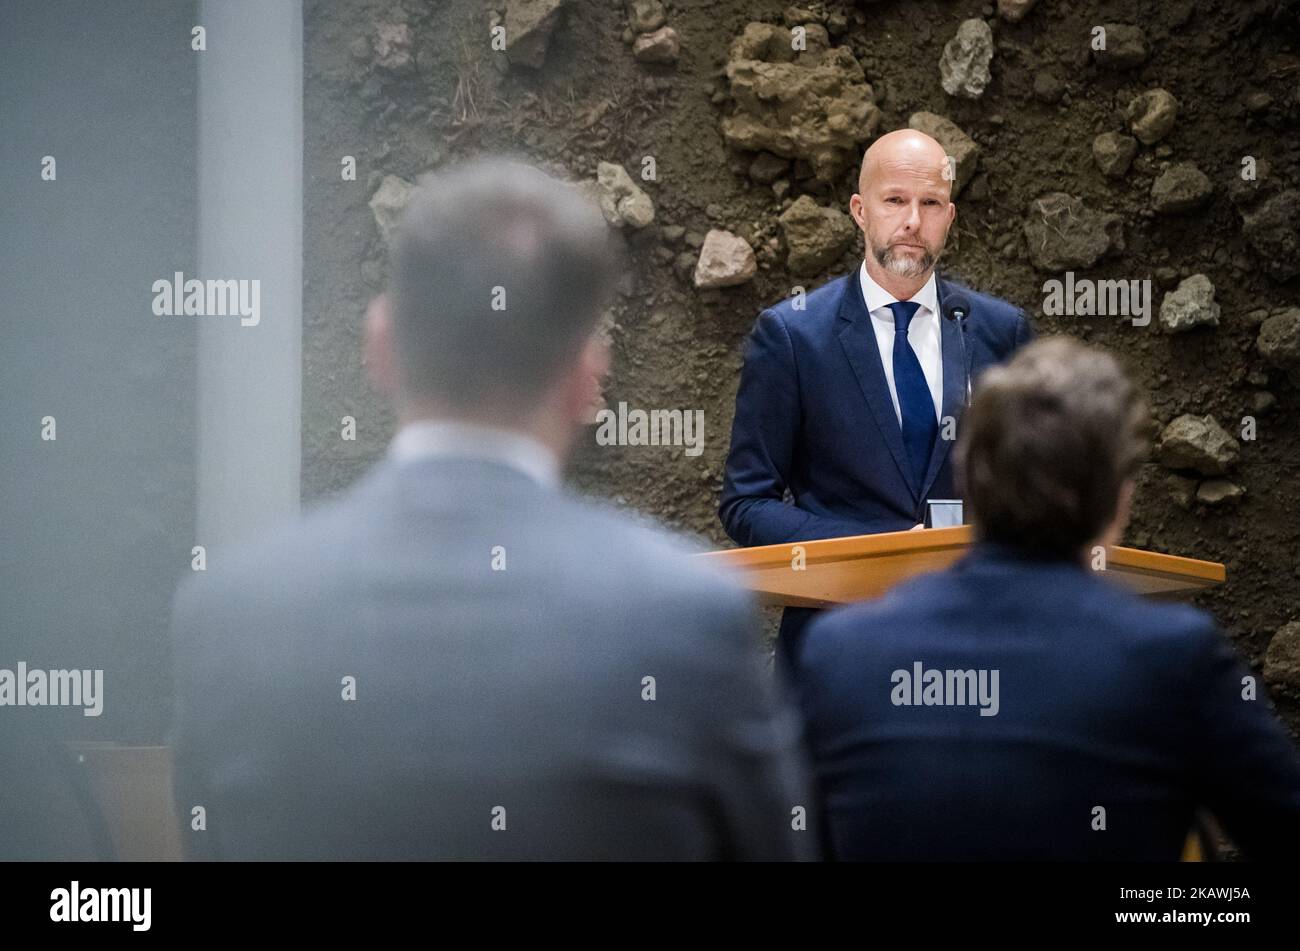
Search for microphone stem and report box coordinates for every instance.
[958,316,971,406]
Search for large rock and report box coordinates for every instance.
[1157,415,1240,476]
[908,112,980,196]
[779,195,858,273]
[694,229,756,287]
[1241,190,1300,282]
[940,19,994,99]
[720,22,881,184]
[633,25,680,64]
[1151,162,1213,214]
[1125,88,1179,145]
[595,162,655,229]
[369,175,414,247]
[1265,621,1300,690]
[1159,274,1220,333]
[505,0,567,69]
[1257,308,1300,384]
[1092,132,1138,179]
[1093,24,1147,70]
[1022,193,1124,271]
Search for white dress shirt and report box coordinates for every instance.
[859,262,944,426]
[388,419,560,489]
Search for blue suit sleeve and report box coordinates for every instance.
[719,309,872,547]
[1186,622,1300,858]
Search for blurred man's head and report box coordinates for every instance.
[848,129,955,294]
[956,337,1151,559]
[365,157,620,456]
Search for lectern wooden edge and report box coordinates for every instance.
[698,525,1225,609]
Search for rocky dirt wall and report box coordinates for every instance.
[303,0,1300,726]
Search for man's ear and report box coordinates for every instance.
[849,193,866,230]
[363,294,399,398]
[573,330,612,426]
[1102,478,1137,549]
[1116,478,1136,526]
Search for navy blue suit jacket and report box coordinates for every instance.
[719,270,1033,656]
[795,542,1300,861]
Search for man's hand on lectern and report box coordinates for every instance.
[909,523,924,531]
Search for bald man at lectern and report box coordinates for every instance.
[719,130,1034,671]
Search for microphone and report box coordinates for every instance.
[942,292,973,405]
[923,292,974,528]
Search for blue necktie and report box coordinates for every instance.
[886,301,937,489]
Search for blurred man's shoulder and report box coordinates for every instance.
[170,480,367,620]
[1088,579,1223,654]
[1038,567,1228,672]
[803,556,1221,656]
[554,491,751,607]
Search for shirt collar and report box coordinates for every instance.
[859,261,939,321]
[388,419,560,489]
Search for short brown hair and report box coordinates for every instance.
[956,336,1151,556]
[391,157,621,414]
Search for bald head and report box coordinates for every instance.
[858,129,951,197]
[849,129,956,293]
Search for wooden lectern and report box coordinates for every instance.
[698,525,1225,608]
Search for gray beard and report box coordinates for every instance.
[875,243,939,278]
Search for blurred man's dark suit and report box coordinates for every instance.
[795,541,1300,860]
[719,267,1033,669]
[170,434,816,860]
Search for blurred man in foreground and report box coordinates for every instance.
[170,157,814,860]
[795,337,1300,860]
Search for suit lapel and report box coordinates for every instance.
[918,275,968,503]
[836,272,918,504]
